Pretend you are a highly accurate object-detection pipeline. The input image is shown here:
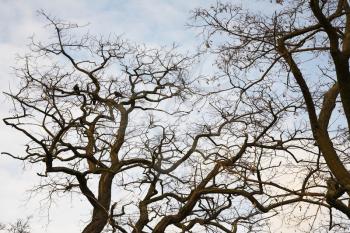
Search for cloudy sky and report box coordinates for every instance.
[0,1,280,232]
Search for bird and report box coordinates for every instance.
[114,91,124,98]
[92,96,97,105]
[73,84,80,94]
[205,41,211,48]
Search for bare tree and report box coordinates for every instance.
[5,1,350,232]
[190,0,350,230]
[1,12,298,233]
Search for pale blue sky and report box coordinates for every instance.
[0,1,282,232]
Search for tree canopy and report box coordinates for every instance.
[3,1,350,232]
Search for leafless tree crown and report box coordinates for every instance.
[4,1,350,232]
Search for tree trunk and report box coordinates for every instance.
[82,173,114,233]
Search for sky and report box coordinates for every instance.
[0,1,286,232]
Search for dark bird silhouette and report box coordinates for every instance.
[114,91,124,98]
[73,84,80,94]
[92,95,97,105]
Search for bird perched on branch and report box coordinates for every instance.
[92,95,97,105]
[114,91,124,98]
[73,84,80,94]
